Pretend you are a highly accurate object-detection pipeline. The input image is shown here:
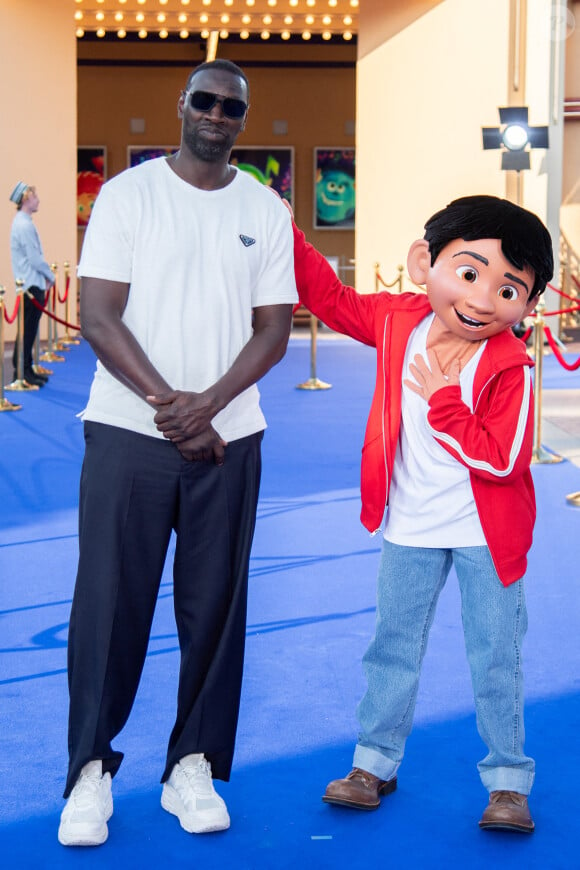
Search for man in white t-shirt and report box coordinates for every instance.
[59,59,297,848]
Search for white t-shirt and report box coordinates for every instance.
[384,313,487,548]
[78,157,298,441]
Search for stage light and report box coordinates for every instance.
[502,124,528,151]
[482,106,549,172]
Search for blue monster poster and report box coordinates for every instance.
[314,147,355,230]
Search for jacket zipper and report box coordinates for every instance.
[371,314,390,536]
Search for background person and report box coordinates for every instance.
[58,58,297,848]
[9,182,55,386]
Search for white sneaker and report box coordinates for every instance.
[58,760,113,846]
[161,754,230,834]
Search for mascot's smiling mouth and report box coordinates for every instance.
[320,192,344,207]
[455,309,487,328]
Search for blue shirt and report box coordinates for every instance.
[10,211,54,291]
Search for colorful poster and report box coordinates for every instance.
[127,146,178,167]
[77,147,106,228]
[314,147,355,230]
[230,147,294,207]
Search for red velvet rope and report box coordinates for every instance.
[530,304,580,317]
[35,290,52,313]
[28,293,81,330]
[519,326,532,343]
[57,275,70,305]
[544,326,580,371]
[3,295,21,324]
[547,281,579,303]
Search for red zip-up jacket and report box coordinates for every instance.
[293,224,536,586]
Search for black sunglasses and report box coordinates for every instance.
[186,90,247,120]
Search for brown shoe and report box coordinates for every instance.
[322,768,397,810]
[479,790,535,833]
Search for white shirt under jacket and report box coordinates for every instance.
[78,158,298,442]
[384,313,488,548]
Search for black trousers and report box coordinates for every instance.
[64,422,262,798]
[12,285,45,374]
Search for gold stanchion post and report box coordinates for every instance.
[374,262,405,294]
[0,285,22,410]
[40,264,65,363]
[54,263,69,352]
[53,262,69,352]
[61,261,80,346]
[296,313,332,390]
[558,255,571,342]
[5,279,39,392]
[531,298,562,465]
[34,326,52,377]
[396,264,404,293]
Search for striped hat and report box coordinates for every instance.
[9,182,29,205]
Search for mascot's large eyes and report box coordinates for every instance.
[456,265,478,283]
[327,181,346,194]
[498,285,519,301]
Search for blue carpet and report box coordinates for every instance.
[1,338,579,869]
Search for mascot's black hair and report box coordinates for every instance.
[423,195,554,300]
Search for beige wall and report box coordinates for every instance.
[0,0,77,341]
[563,1,580,205]
[357,0,445,59]
[355,0,565,294]
[524,2,561,242]
[77,39,357,265]
[0,0,574,337]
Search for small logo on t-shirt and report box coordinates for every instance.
[239,234,256,247]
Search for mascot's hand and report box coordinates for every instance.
[266,186,294,220]
[404,350,460,401]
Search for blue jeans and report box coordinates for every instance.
[353,540,534,795]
